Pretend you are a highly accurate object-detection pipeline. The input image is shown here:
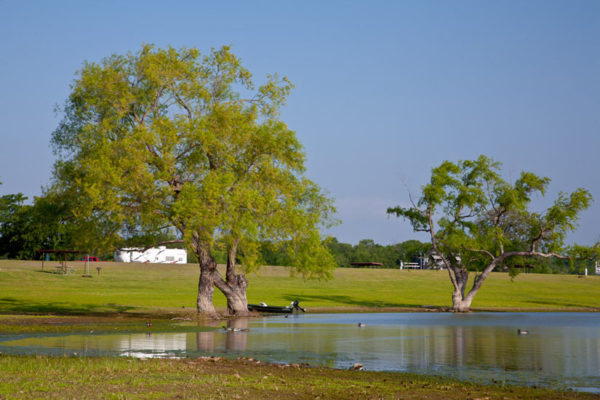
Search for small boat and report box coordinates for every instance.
[247,304,294,313]
[247,300,305,314]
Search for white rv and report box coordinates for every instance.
[114,246,187,264]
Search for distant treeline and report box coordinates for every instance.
[323,238,430,269]
[0,191,594,275]
[213,238,431,269]
[0,191,427,269]
[259,238,594,275]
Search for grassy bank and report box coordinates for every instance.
[0,355,596,400]
[0,260,598,316]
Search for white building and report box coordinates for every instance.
[114,246,187,264]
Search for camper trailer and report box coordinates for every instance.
[114,246,187,264]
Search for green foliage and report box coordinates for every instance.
[389,155,592,268]
[50,44,336,284]
[388,155,593,309]
[259,240,292,267]
[0,192,73,259]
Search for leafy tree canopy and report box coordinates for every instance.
[388,155,593,311]
[51,45,336,315]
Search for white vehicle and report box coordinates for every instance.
[114,246,187,264]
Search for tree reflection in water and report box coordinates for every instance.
[196,318,249,352]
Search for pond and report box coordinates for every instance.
[1,312,599,392]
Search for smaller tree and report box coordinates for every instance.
[388,155,592,312]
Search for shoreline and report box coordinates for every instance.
[1,305,599,334]
[0,303,599,324]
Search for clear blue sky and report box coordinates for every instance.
[1,1,599,245]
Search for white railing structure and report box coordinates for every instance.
[399,262,422,270]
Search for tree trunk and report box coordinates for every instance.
[451,267,472,312]
[215,273,250,316]
[225,274,249,315]
[214,239,251,316]
[194,238,219,318]
[452,289,473,312]
[197,263,218,317]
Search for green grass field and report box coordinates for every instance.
[0,259,599,315]
[2,355,597,400]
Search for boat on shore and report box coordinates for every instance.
[247,300,306,314]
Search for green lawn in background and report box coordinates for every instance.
[0,260,598,315]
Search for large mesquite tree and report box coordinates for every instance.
[388,155,592,312]
[51,45,336,317]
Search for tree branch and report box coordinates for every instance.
[465,249,568,301]
[141,86,164,125]
[465,247,495,260]
[529,226,549,252]
[427,211,459,290]
[173,92,193,121]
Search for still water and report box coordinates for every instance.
[1,312,599,392]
